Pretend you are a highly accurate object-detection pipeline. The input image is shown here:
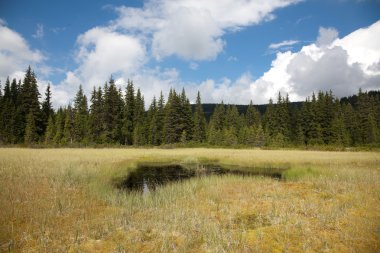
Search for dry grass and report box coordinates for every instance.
[0,148,379,252]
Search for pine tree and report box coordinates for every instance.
[123,80,135,145]
[245,100,261,128]
[163,89,182,143]
[193,91,206,142]
[133,88,145,145]
[0,77,14,143]
[53,107,65,144]
[89,87,104,143]
[45,115,55,144]
[147,96,159,145]
[24,110,37,144]
[73,85,89,143]
[21,66,42,139]
[62,105,74,144]
[179,88,194,141]
[103,78,124,143]
[156,91,165,145]
[41,83,54,135]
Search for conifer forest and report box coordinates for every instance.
[1,66,379,148]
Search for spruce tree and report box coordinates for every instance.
[89,87,104,143]
[53,107,65,144]
[147,97,159,145]
[45,115,55,144]
[103,78,124,143]
[73,85,89,143]
[123,80,135,145]
[24,110,37,144]
[41,83,54,135]
[193,91,206,142]
[179,88,194,141]
[62,105,74,144]
[21,66,42,138]
[245,100,261,128]
[133,88,146,145]
[156,91,165,145]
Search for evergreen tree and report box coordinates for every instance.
[53,107,65,144]
[62,105,74,144]
[245,100,261,127]
[179,88,194,141]
[163,89,182,143]
[73,85,89,143]
[0,77,14,143]
[156,91,165,145]
[45,115,55,144]
[41,83,54,135]
[123,80,135,145]
[21,66,42,139]
[133,88,145,145]
[147,97,159,145]
[24,110,37,144]
[89,87,104,143]
[330,102,350,146]
[193,91,207,142]
[103,78,124,143]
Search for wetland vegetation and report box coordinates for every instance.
[1,148,379,252]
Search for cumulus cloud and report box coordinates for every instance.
[115,0,301,61]
[50,0,300,107]
[250,20,380,102]
[0,22,44,83]
[316,27,338,47]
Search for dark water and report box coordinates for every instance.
[116,163,286,193]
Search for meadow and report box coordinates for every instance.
[0,148,379,252]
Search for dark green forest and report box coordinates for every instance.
[1,67,380,148]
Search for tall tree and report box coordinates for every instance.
[62,105,74,144]
[179,88,194,141]
[133,88,146,145]
[123,80,135,145]
[193,91,207,142]
[53,107,65,144]
[156,91,165,145]
[73,85,89,143]
[24,110,37,144]
[44,115,55,144]
[245,100,261,128]
[41,83,54,135]
[103,77,124,143]
[21,66,42,139]
[89,87,104,143]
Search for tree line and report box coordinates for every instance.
[0,67,379,147]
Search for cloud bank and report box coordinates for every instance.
[250,20,380,103]
[1,1,379,108]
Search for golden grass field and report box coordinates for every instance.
[0,148,379,252]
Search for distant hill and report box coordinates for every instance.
[192,102,303,121]
[193,90,380,121]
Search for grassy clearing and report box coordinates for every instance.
[0,148,379,252]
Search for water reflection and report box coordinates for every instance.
[117,163,285,193]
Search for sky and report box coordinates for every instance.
[0,0,380,107]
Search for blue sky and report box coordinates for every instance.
[1,0,380,106]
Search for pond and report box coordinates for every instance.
[116,163,287,193]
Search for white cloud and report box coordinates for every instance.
[115,0,301,61]
[32,24,44,39]
[0,23,45,83]
[66,26,146,94]
[250,20,380,102]
[316,27,338,47]
[269,40,299,49]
